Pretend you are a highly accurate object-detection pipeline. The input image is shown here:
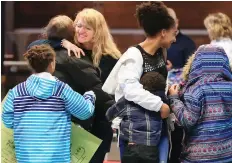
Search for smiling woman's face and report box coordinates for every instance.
[75,18,94,44]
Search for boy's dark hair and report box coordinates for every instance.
[24,44,56,73]
[140,72,166,91]
[135,1,175,37]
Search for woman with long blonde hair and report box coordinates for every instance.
[58,8,121,163]
[74,9,120,65]
[62,8,121,81]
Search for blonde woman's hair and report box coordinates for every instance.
[43,15,75,42]
[204,12,232,40]
[74,8,121,67]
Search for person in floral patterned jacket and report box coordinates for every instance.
[168,44,232,163]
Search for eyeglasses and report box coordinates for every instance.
[75,23,92,31]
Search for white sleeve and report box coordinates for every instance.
[117,47,163,112]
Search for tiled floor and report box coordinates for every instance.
[104,142,120,161]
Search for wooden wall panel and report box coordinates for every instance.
[13,1,220,54]
[165,1,232,29]
[102,1,232,29]
[112,34,145,53]
[101,1,141,29]
[189,35,210,48]
[14,1,95,28]
[14,1,232,29]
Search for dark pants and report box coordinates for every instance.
[169,125,184,163]
[122,144,159,163]
[89,144,108,163]
[89,121,113,163]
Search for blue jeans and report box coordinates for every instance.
[119,135,169,163]
[119,137,126,161]
[158,135,169,163]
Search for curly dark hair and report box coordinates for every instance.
[135,1,175,37]
[24,44,56,73]
[140,71,166,91]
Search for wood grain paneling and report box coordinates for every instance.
[14,1,95,28]
[165,1,232,29]
[189,35,210,48]
[112,34,145,53]
[102,1,232,29]
[14,2,232,29]
[101,1,141,29]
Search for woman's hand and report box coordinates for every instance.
[61,39,85,58]
[169,84,179,96]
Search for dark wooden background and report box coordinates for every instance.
[8,1,232,53]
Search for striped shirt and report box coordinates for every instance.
[2,73,95,163]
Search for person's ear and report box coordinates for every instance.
[161,29,167,37]
[176,18,179,28]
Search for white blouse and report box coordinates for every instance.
[102,47,163,112]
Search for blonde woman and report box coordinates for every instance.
[62,8,121,82]
[56,9,121,163]
[204,12,232,69]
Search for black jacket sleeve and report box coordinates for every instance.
[60,54,115,120]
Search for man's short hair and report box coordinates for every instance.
[44,15,75,42]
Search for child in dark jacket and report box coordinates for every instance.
[106,71,169,163]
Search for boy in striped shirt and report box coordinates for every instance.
[2,44,95,163]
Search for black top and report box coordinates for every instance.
[136,45,168,79]
[81,49,118,83]
[135,45,169,135]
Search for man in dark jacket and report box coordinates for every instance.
[54,44,115,128]
[28,15,115,163]
[167,8,196,71]
[166,8,196,163]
